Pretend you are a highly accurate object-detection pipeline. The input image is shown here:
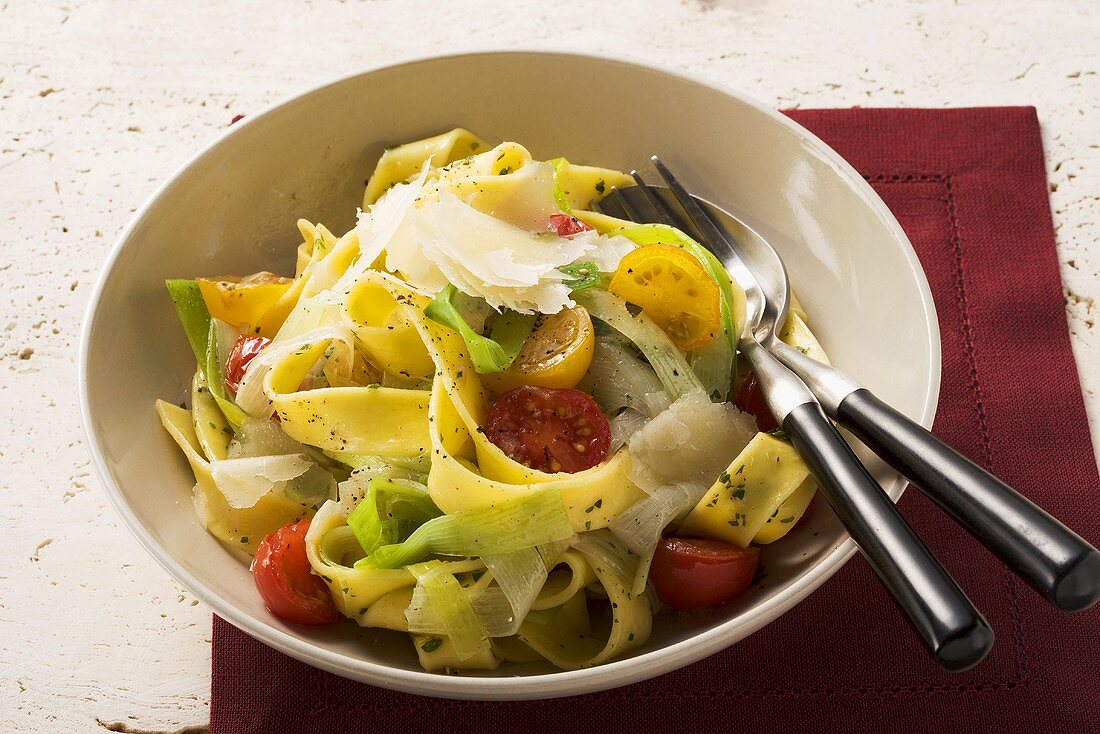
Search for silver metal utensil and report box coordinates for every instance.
[599,163,995,672]
[616,157,1100,617]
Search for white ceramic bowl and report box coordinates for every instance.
[79,51,939,699]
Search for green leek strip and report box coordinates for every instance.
[489,310,538,363]
[482,547,547,630]
[424,285,537,374]
[204,319,247,431]
[347,478,441,555]
[355,488,573,570]
[617,224,742,400]
[166,279,211,365]
[381,483,442,532]
[165,279,246,431]
[571,528,640,583]
[575,288,703,400]
[347,480,390,555]
[687,333,734,402]
[408,562,491,661]
[408,549,548,638]
[536,538,574,568]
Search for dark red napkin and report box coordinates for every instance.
[211,107,1100,734]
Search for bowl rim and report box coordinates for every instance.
[78,48,941,700]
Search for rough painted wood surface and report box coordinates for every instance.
[1,1,1096,731]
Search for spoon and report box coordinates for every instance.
[598,162,994,672]
[632,157,1100,616]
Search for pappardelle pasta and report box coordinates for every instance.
[157,129,829,672]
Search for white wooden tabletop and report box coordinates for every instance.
[1,1,1097,731]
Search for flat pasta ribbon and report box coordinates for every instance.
[344,270,645,531]
[156,400,308,552]
[156,125,837,676]
[516,532,651,669]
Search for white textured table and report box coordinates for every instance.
[2,1,1097,731]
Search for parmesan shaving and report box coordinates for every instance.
[343,163,434,296]
[399,192,592,314]
[626,390,756,495]
[563,229,636,273]
[348,169,634,315]
[209,454,313,509]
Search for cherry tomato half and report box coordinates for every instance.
[225,334,270,394]
[484,385,611,473]
[609,244,722,351]
[649,537,760,610]
[548,213,594,237]
[734,371,779,433]
[250,519,341,626]
[481,306,595,396]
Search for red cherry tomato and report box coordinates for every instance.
[250,519,341,625]
[548,213,594,237]
[484,385,610,473]
[225,334,270,394]
[734,371,779,433]
[649,537,760,610]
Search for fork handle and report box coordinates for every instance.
[770,340,1100,612]
[783,401,994,672]
[836,388,1100,612]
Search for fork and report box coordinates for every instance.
[611,156,1100,615]
[598,163,1000,671]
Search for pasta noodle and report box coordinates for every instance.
[157,129,831,672]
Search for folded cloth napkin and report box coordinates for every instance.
[211,107,1100,734]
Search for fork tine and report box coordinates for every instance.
[611,186,645,221]
[632,163,712,244]
[595,189,629,220]
[629,170,679,227]
[649,155,738,253]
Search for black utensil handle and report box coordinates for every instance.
[837,388,1100,612]
[784,402,994,672]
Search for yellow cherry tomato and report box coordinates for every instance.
[482,305,595,395]
[197,272,292,335]
[608,244,721,351]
